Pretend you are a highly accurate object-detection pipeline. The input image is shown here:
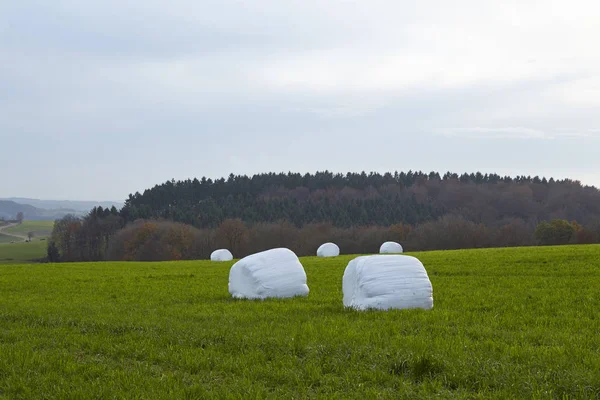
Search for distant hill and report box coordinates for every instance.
[0,198,122,221]
[2,198,123,212]
[0,200,41,220]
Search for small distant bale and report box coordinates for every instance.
[210,249,233,262]
[342,255,433,310]
[228,248,309,299]
[316,242,340,257]
[380,241,403,254]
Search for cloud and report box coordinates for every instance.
[438,127,547,139]
[1,0,600,199]
[438,127,598,140]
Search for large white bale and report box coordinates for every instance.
[228,248,309,299]
[316,242,340,257]
[343,255,433,310]
[211,249,233,262]
[380,241,403,254]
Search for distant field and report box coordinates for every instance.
[0,233,15,244]
[4,220,54,238]
[0,240,47,263]
[1,245,599,398]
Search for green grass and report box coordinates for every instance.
[0,221,52,263]
[1,245,600,399]
[0,234,16,244]
[0,240,47,264]
[4,220,54,238]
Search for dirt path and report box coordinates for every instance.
[0,223,28,242]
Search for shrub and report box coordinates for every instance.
[534,219,576,245]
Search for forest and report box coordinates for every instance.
[48,171,600,262]
[120,171,600,228]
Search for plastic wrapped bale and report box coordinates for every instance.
[380,241,403,254]
[316,242,340,257]
[228,248,309,299]
[211,249,233,262]
[342,255,433,310]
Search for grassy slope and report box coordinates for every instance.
[1,245,600,399]
[4,220,54,237]
[0,221,52,262]
[0,240,47,263]
[0,234,16,244]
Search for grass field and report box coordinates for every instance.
[3,220,54,238]
[1,245,600,398]
[0,234,16,244]
[0,221,53,263]
[0,240,47,264]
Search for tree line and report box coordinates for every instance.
[48,215,599,263]
[119,171,600,229]
[45,169,600,262]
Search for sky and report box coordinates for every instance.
[2,0,599,201]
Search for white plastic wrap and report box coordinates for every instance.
[316,242,340,257]
[342,255,433,310]
[380,241,403,254]
[210,249,233,262]
[228,248,309,299]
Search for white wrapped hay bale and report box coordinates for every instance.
[380,241,403,254]
[228,248,309,299]
[211,249,233,262]
[342,255,433,310]
[316,242,340,257]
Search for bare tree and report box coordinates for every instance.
[27,231,34,241]
[16,212,24,223]
[215,219,249,256]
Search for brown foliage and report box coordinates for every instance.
[248,221,298,253]
[49,215,84,261]
[215,219,249,255]
[293,223,334,255]
[78,215,600,263]
[107,220,201,261]
[571,221,599,244]
[389,223,412,242]
[406,215,491,251]
[494,219,536,247]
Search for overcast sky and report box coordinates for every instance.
[2,0,599,201]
